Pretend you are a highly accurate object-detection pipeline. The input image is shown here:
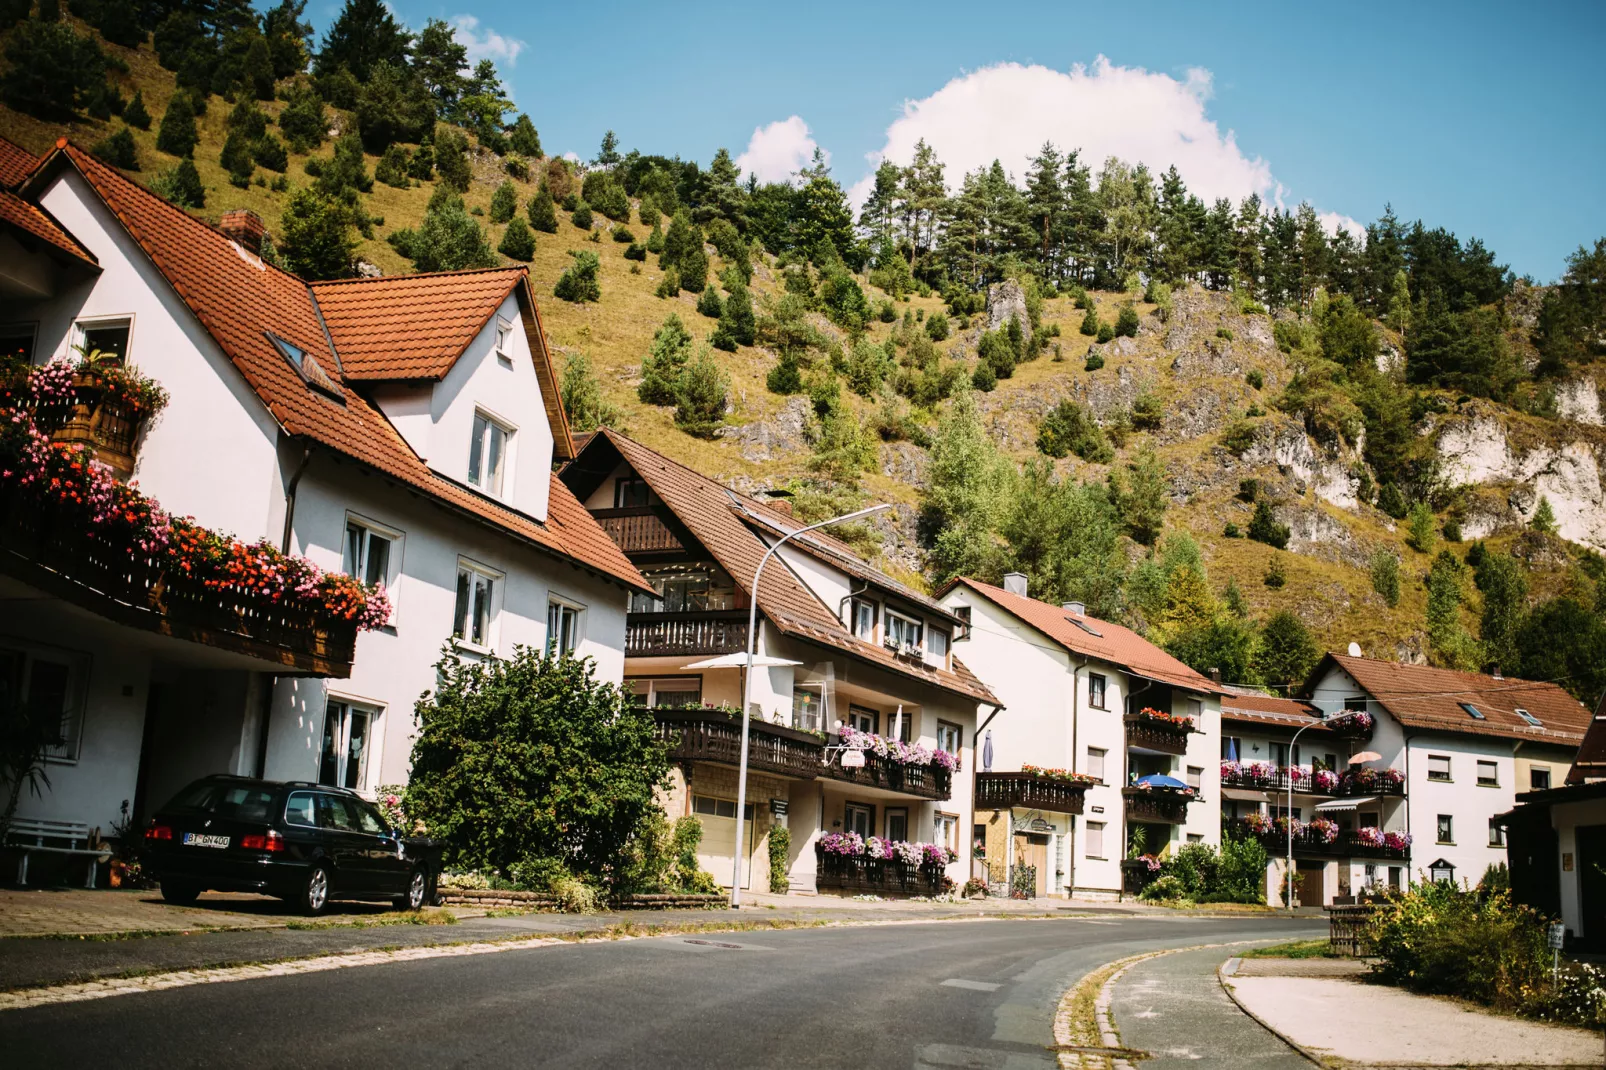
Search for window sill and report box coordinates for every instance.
[1437,840,1455,846]
[1427,777,1453,784]
[372,623,397,637]
[452,638,494,657]
[1476,781,1499,788]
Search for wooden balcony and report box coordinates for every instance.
[27,378,148,480]
[975,771,1088,815]
[1123,714,1191,756]
[625,610,748,658]
[1122,787,1193,824]
[1229,821,1411,861]
[821,738,951,801]
[0,493,356,676]
[592,507,682,554]
[653,707,822,780]
[815,849,949,897]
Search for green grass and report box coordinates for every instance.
[284,909,459,930]
[1237,938,1339,959]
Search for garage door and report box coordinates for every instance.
[692,795,755,890]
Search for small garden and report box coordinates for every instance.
[1135,835,1270,905]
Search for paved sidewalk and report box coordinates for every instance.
[1108,944,1309,1069]
[1224,957,1606,1066]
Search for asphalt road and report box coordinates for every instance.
[1,915,1322,1068]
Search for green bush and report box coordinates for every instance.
[612,226,636,244]
[1115,305,1140,337]
[1223,522,1241,538]
[498,216,534,262]
[1079,308,1100,336]
[1264,557,1287,588]
[1248,499,1291,549]
[1138,874,1189,902]
[672,817,720,894]
[122,89,151,130]
[1371,551,1401,607]
[654,269,680,299]
[1085,351,1104,372]
[1130,392,1163,431]
[490,180,518,225]
[1377,482,1408,519]
[925,310,950,341]
[527,184,559,233]
[92,127,138,170]
[149,158,205,209]
[1037,400,1112,463]
[696,286,722,319]
[1216,326,1235,341]
[253,135,288,173]
[766,824,792,895]
[1096,322,1115,344]
[1407,501,1438,554]
[554,249,601,303]
[571,201,593,229]
[674,345,728,437]
[1246,369,1264,390]
[156,89,198,157]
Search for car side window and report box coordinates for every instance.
[349,799,387,835]
[284,791,317,827]
[316,793,356,831]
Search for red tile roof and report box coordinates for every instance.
[570,431,998,706]
[1221,691,1326,732]
[23,143,644,595]
[0,135,39,188]
[0,188,97,268]
[1320,653,1590,746]
[1567,697,1606,784]
[310,269,523,380]
[942,577,1229,696]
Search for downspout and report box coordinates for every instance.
[838,581,869,626]
[261,443,312,780]
[1067,655,1086,898]
[1402,727,1413,887]
[973,701,1004,888]
[1121,677,1156,898]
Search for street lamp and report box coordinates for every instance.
[729,502,891,908]
[1284,708,1364,910]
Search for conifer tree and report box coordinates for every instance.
[560,352,622,433]
[279,187,355,279]
[1531,496,1558,535]
[509,113,541,158]
[717,283,755,347]
[375,144,410,187]
[1247,499,1291,549]
[407,135,435,180]
[553,250,601,303]
[1112,445,1167,546]
[150,158,205,208]
[1254,610,1318,691]
[498,215,534,261]
[1426,550,1481,669]
[1080,308,1099,336]
[638,315,693,405]
[677,234,708,294]
[1475,552,1527,676]
[278,81,327,153]
[156,90,199,157]
[407,200,497,272]
[571,201,594,229]
[696,286,722,319]
[92,127,139,170]
[122,89,151,130]
[434,127,472,191]
[527,182,558,233]
[490,179,518,224]
[674,345,728,438]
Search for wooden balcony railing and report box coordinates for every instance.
[975,771,1088,815]
[591,507,683,554]
[0,494,357,676]
[27,379,148,480]
[625,610,748,657]
[1220,765,1407,798]
[821,738,951,800]
[653,707,822,780]
[1122,787,1194,823]
[1228,820,1411,861]
[815,849,950,896]
[1123,714,1191,756]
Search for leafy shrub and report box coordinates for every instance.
[766,823,791,894]
[1146,279,1173,321]
[150,159,205,209]
[1246,369,1264,390]
[490,180,518,224]
[673,817,720,894]
[1238,478,1259,502]
[571,201,593,229]
[612,226,636,244]
[925,310,950,341]
[1223,522,1241,538]
[1223,419,1258,455]
[1115,305,1140,337]
[1264,557,1287,588]
[498,216,534,261]
[1248,499,1291,549]
[1371,551,1401,607]
[1138,874,1188,902]
[1130,392,1163,431]
[654,269,680,299]
[1216,327,1235,341]
[1407,501,1438,554]
[92,127,138,170]
[1085,351,1104,372]
[1037,400,1112,463]
[1079,308,1099,336]
[1096,322,1115,343]
[1443,518,1462,543]
[554,250,601,303]
[695,286,722,319]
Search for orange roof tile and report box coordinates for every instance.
[24,143,644,596]
[0,188,96,267]
[1221,691,1326,732]
[0,135,39,188]
[566,431,998,706]
[310,269,523,379]
[942,577,1228,696]
[1567,697,1606,784]
[1319,653,1589,746]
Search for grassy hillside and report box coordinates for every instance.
[4,23,1595,675]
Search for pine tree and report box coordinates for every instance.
[375,144,410,187]
[695,286,722,319]
[150,159,205,208]
[1115,304,1140,338]
[1247,499,1291,550]
[560,352,622,433]
[221,129,255,186]
[122,89,151,130]
[407,201,497,272]
[639,315,693,405]
[571,201,594,230]
[92,127,139,170]
[718,283,755,347]
[767,352,804,395]
[434,127,472,192]
[278,81,327,154]
[490,179,518,224]
[156,90,199,157]
[1475,552,1528,676]
[527,182,558,233]
[553,250,601,303]
[253,135,288,173]
[654,270,681,299]
[407,135,435,180]
[509,113,541,158]
[1113,445,1167,546]
[314,0,411,81]
[674,345,728,438]
[594,129,620,169]
[279,187,355,279]
[1426,549,1481,669]
[1080,308,1100,336]
[1254,610,1318,691]
[244,34,275,100]
[497,215,534,261]
[1531,496,1558,535]
[677,234,709,294]
[1370,551,1401,607]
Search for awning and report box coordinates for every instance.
[681,653,802,669]
[1223,787,1270,802]
[1314,796,1378,811]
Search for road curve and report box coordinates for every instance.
[1,915,1323,1068]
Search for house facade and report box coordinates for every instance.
[1306,653,1587,890]
[561,431,996,895]
[935,576,1224,899]
[1,137,646,843]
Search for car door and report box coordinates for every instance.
[315,793,373,894]
[347,795,409,894]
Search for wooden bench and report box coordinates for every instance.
[5,818,112,888]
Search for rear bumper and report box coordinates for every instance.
[149,852,311,897]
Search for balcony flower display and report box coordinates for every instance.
[1329,709,1375,736]
[1353,826,1385,847]
[1274,815,1303,836]
[817,832,956,866]
[1020,764,1099,785]
[1307,818,1340,844]
[1241,811,1272,834]
[1126,778,1196,797]
[1383,831,1412,851]
[1221,760,1276,786]
[839,726,951,771]
[1129,706,1196,731]
[1311,768,1339,793]
[1,370,391,632]
[1339,766,1405,792]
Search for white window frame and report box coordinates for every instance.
[1086,746,1106,782]
[70,314,134,364]
[1085,820,1106,859]
[494,318,514,365]
[936,720,962,756]
[1488,817,1506,846]
[0,639,90,764]
[1436,813,1454,844]
[1088,673,1107,709]
[927,628,950,660]
[452,557,504,653]
[849,599,877,641]
[794,687,826,732]
[546,597,585,658]
[934,812,958,855]
[467,408,515,498]
[319,698,381,792]
[884,807,909,842]
[1186,765,1203,791]
[885,609,923,653]
[342,513,402,620]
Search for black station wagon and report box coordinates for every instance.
[145,775,440,915]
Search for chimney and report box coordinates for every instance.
[1062,600,1085,617]
[1002,572,1028,597]
[1209,668,1222,684]
[221,209,266,255]
[766,497,793,517]
[1491,666,1503,681]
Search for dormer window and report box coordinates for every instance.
[468,410,513,496]
[615,477,650,508]
[928,628,949,659]
[885,610,922,653]
[850,598,876,641]
[494,319,513,365]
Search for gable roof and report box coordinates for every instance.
[0,187,97,269]
[310,268,522,380]
[1567,699,1606,784]
[1315,653,1590,746]
[941,577,1229,696]
[1221,690,1327,732]
[0,135,40,188]
[564,430,998,706]
[20,141,642,595]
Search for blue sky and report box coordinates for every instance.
[334,0,1603,280]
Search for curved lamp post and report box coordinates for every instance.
[729,502,891,908]
[1284,708,1364,910]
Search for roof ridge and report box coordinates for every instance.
[310,265,528,287]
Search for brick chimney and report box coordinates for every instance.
[764,497,793,517]
[220,209,266,255]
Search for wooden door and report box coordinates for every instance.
[1014,833,1048,898]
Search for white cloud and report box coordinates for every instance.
[735,116,827,186]
[449,15,525,68]
[1319,211,1366,241]
[850,57,1327,219]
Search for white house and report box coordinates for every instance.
[0,137,648,849]
[1307,653,1587,890]
[560,431,997,895]
[935,575,1225,899]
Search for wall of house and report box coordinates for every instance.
[1406,732,1520,884]
[23,169,285,541]
[1549,797,1605,938]
[261,455,629,790]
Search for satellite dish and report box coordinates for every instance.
[1347,642,1363,657]
[840,750,865,769]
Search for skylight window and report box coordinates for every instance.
[1067,616,1103,638]
[1459,702,1486,720]
[1515,708,1542,727]
[269,333,305,369]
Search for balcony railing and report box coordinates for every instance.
[1124,714,1191,755]
[1220,765,1407,798]
[653,707,822,780]
[1122,786,1194,823]
[625,610,748,658]
[1229,820,1411,861]
[976,771,1088,815]
[821,738,951,800]
[591,507,683,554]
[0,492,358,676]
[815,848,950,896]
[26,373,150,480]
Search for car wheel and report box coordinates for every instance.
[394,868,428,911]
[299,864,332,916]
[160,880,200,905]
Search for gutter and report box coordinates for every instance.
[280,444,313,553]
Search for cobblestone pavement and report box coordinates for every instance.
[0,887,439,936]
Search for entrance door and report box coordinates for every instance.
[1014,833,1048,898]
[1294,861,1324,906]
[1577,824,1606,948]
[691,794,755,889]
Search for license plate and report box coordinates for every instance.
[183,833,230,849]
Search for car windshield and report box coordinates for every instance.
[165,781,277,822]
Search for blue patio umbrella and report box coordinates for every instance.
[1224,738,1240,762]
[1134,774,1188,790]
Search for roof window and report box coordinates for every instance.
[1459,702,1486,720]
[1515,708,1541,727]
[269,333,305,369]
[1067,616,1103,638]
